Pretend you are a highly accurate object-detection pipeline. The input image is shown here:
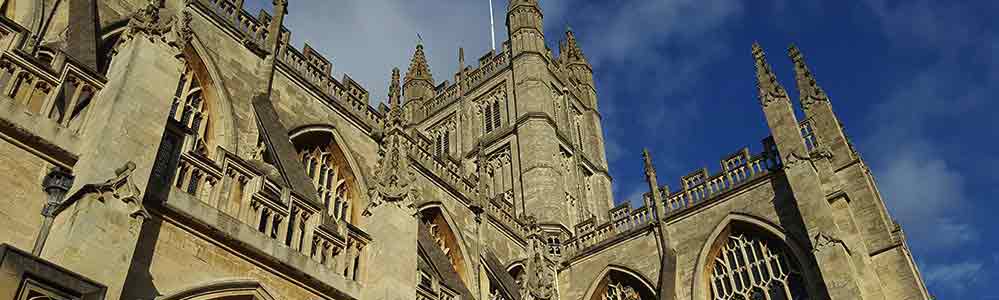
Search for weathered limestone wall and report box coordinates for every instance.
[665,176,817,300]
[558,230,660,300]
[0,139,51,250]
[122,214,343,300]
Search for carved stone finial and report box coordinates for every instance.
[363,134,419,217]
[114,0,192,59]
[404,44,433,86]
[521,215,556,300]
[642,148,655,178]
[752,43,790,108]
[788,44,830,111]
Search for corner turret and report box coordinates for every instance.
[506,0,545,56]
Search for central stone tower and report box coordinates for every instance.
[504,0,613,233]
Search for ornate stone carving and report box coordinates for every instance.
[811,231,849,255]
[95,161,149,220]
[114,0,194,58]
[520,216,556,300]
[363,133,419,217]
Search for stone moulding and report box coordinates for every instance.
[156,188,363,300]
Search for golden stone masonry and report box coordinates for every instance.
[0,0,929,299]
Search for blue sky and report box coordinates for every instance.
[246,0,998,298]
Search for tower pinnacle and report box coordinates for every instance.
[560,28,589,65]
[404,44,433,86]
[389,67,401,108]
[788,44,830,110]
[752,43,790,106]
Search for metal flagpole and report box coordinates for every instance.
[488,0,496,50]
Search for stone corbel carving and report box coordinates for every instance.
[783,148,829,174]
[809,145,834,161]
[811,231,850,255]
[781,150,809,169]
[95,161,150,220]
[800,88,830,112]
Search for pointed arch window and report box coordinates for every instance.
[482,92,504,134]
[587,269,654,300]
[302,147,349,222]
[708,230,809,300]
[170,65,213,153]
[294,131,359,225]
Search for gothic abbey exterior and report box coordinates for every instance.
[0,0,931,299]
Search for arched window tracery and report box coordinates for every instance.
[587,269,654,300]
[170,63,213,154]
[708,229,809,300]
[419,207,470,288]
[292,130,359,225]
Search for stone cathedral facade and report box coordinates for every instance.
[0,0,931,300]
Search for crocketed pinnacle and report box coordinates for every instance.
[388,67,401,108]
[788,44,830,106]
[561,28,588,64]
[642,148,656,179]
[752,42,789,102]
[404,44,433,85]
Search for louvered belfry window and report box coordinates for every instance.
[709,231,809,300]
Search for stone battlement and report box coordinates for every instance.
[561,135,784,260]
[193,0,381,129]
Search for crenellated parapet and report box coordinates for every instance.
[190,0,382,130]
[560,136,784,261]
[421,45,512,118]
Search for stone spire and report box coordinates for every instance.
[404,44,434,86]
[403,43,435,123]
[641,148,666,219]
[752,42,790,107]
[789,44,830,111]
[265,0,288,52]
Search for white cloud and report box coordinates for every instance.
[923,261,984,291]
[859,0,998,253]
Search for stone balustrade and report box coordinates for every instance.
[561,203,653,258]
[0,20,105,136]
[203,0,268,46]
[421,48,511,117]
[170,145,368,282]
[561,140,782,259]
[661,145,779,216]
[460,49,509,93]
